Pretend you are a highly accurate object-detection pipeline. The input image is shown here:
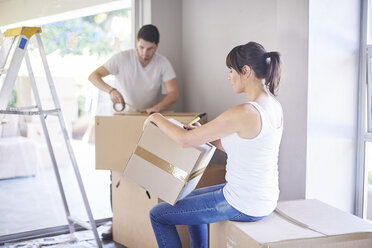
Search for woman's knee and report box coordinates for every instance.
[150,202,169,222]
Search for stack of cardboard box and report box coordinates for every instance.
[95,112,226,247]
[210,199,372,248]
[96,112,372,247]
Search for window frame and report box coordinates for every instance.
[368,46,372,132]
[355,0,369,218]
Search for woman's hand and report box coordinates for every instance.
[183,122,201,130]
[143,113,160,130]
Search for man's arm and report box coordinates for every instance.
[88,66,124,105]
[88,66,112,92]
[143,78,179,114]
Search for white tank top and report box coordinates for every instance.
[221,101,283,216]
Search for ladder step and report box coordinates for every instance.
[68,216,92,230]
[0,108,60,115]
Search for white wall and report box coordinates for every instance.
[306,0,360,212]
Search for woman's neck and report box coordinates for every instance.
[245,79,267,102]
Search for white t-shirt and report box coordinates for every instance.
[221,101,283,217]
[104,49,176,111]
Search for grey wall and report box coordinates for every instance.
[180,0,311,203]
[276,0,309,201]
[182,0,278,117]
[0,0,361,213]
[145,0,184,111]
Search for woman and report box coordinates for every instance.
[144,41,283,248]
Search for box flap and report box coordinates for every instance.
[226,213,323,244]
[138,123,202,174]
[276,199,372,236]
[177,144,216,201]
[95,112,206,171]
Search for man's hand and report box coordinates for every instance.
[141,105,161,115]
[110,89,125,106]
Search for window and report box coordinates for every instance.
[0,0,134,241]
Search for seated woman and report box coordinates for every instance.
[144,41,283,248]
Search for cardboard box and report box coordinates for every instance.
[95,112,207,171]
[123,122,216,205]
[210,199,372,248]
[112,163,226,248]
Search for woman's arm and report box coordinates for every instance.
[145,104,258,148]
[210,139,225,152]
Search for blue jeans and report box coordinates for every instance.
[149,183,265,248]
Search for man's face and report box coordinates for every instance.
[136,38,158,62]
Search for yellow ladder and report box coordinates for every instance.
[0,27,102,247]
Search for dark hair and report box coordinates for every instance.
[226,41,281,95]
[137,24,160,45]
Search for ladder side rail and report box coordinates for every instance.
[25,51,76,234]
[34,33,102,247]
[0,36,15,71]
[0,35,29,111]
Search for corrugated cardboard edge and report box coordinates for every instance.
[268,207,372,247]
[264,232,372,248]
[114,111,201,117]
[173,143,217,203]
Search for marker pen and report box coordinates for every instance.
[187,113,206,125]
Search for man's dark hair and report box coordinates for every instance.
[137,24,160,45]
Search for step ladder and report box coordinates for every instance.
[0,27,102,247]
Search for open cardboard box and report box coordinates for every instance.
[123,122,216,205]
[210,199,372,248]
[112,163,226,248]
[95,112,207,171]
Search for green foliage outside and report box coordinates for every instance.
[36,8,132,116]
[8,89,17,108]
[40,9,131,57]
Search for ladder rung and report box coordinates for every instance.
[0,108,60,116]
[8,105,38,111]
[68,216,92,230]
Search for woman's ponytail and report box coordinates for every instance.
[226,42,282,95]
[264,52,281,95]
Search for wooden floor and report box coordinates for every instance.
[1,222,127,248]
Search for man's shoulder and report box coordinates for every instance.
[116,49,135,57]
[109,49,135,62]
[153,52,171,65]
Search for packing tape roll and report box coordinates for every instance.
[113,102,125,112]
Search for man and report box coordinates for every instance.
[89,24,179,114]
[88,24,179,239]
